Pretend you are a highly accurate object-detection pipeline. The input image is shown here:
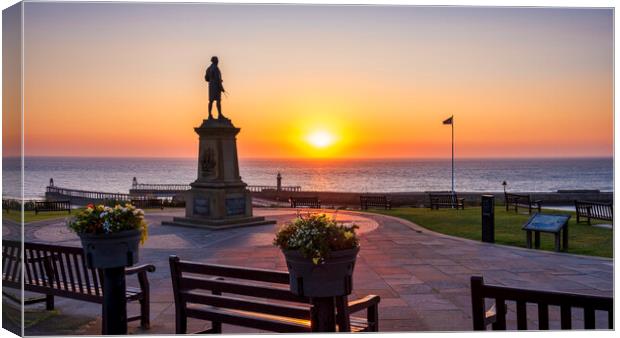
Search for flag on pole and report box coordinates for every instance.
[443,116,453,125]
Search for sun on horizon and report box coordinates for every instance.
[306,130,336,149]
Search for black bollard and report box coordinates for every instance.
[481,195,495,243]
[102,267,128,335]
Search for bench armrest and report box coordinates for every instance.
[125,264,156,275]
[126,264,156,300]
[347,294,380,314]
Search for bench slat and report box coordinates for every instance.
[178,261,290,284]
[516,300,527,330]
[32,249,49,287]
[492,299,506,330]
[537,303,549,330]
[560,305,571,329]
[12,246,22,283]
[73,252,85,294]
[90,259,102,297]
[584,307,595,329]
[180,276,309,303]
[182,291,311,319]
[185,305,312,333]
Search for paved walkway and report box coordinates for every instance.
[4,208,613,334]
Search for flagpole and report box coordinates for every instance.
[451,116,454,195]
[442,115,455,208]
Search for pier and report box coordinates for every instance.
[129,177,301,197]
[43,177,302,206]
[46,186,135,205]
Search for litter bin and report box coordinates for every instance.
[481,195,495,243]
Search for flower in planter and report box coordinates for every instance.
[67,203,148,244]
[274,213,359,265]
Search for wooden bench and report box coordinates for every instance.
[289,196,321,209]
[428,193,464,210]
[34,200,71,214]
[2,240,156,331]
[504,193,541,214]
[471,276,613,330]
[131,198,164,210]
[574,200,612,225]
[360,195,391,210]
[169,256,380,333]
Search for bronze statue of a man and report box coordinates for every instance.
[204,56,227,120]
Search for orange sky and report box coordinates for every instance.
[16,4,613,159]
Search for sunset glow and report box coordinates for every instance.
[14,4,612,159]
[307,131,335,149]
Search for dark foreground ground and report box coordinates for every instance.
[2,208,613,334]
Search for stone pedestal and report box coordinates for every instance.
[163,118,275,229]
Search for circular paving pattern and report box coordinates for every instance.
[31,208,379,244]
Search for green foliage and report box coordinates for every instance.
[373,207,612,258]
[66,203,148,244]
[274,213,359,264]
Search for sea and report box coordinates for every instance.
[1,157,614,199]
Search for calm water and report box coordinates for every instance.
[1,157,613,199]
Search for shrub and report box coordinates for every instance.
[274,213,359,264]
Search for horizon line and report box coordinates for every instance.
[7,155,614,160]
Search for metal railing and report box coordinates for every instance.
[131,182,301,193]
[46,186,132,201]
[131,183,190,191]
[246,185,302,193]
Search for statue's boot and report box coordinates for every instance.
[218,114,230,121]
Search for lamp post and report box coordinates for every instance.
[502,181,507,194]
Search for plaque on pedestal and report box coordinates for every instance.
[163,118,275,229]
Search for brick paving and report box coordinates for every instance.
[4,208,613,334]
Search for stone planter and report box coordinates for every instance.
[79,229,141,269]
[283,247,359,297]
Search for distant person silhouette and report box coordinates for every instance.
[204,56,227,120]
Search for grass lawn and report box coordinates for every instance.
[3,206,180,224]
[372,206,613,258]
[2,210,73,223]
